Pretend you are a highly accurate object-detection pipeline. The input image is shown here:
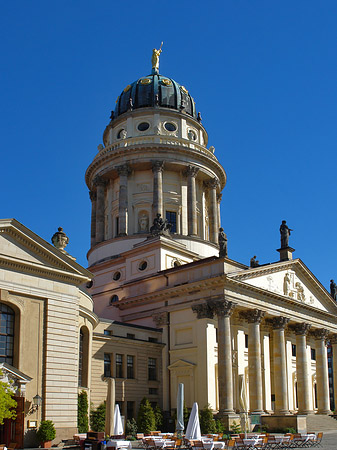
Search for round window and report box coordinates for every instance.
[139,261,148,271]
[110,295,119,304]
[117,129,126,139]
[86,280,93,289]
[164,122,177,132]
[138,122,150,131]
[188,130,197,141]
[113,271,121,281]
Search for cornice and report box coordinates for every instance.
[79,306,99,327]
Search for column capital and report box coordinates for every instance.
[240,308,265,323]
[152,160,165,173]
[271,316,290,330]
[294,322,311,335]
[209,299,236,318]
[192,303,214,319]
[89,190,97,201]
[116,163,131,177]
[314,328,329,341]
[93,175,107,188]
[204,177,220,190]
[184,165,199,178]
[330,333,337,344]
[153,312,169,327]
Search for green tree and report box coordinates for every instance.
[90,402,106,432]
[199,404,216,434]
[154,405,163,430]
[137,398,156,434]
[126,418,138,439]
[78,391,89,433]
[0,372,17,424]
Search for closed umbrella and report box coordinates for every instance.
[176,383,184,436]
[185,402,201,440]
[239,374,248,438]
[114,404,124,435]
[105,378,115,436]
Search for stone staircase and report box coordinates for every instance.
[306,414,337,432]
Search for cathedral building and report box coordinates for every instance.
[1,50,337,446]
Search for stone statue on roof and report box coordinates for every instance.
[280,220,293,249]
[152,42,163,72]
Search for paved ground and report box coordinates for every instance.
[308,430,337,449]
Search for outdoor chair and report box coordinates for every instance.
[226,440,236,449]
[265,436,281,450]
[311,433,323,448]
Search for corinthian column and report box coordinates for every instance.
[272,317,290,414]
[242,309,265,413]
[152,161,164,218]
[185,166,199,236]
[295,323,313,414]
[94,176,106,244]
[153,312,170,412]
[205,178,219,244]
[116,164,131,236]
[314,329,331,414]
[331,334,337,412]
[89,190,97,247]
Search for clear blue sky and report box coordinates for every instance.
[1,1,336,289]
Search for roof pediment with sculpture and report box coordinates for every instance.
[228,259,337,315]
[0,219,92,284]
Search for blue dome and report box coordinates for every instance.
[114,72,197,119]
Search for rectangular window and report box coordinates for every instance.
[104,353,111,378]
[127,333,135,339]
[149,388,158,395]
[104,330,112,336]
[148,337,158,343]
[115,217,119,237]
[292,344,296,357]
[148,357,157,381]
[127,401,135,420]
[166,211,177,233]
[311,348,316,360]
[127,355,134,379]
[245,334,248,349]
[116,354,123,378]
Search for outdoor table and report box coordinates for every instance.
[154,440,176,448]
[106,440,131,450]
[243,438,262,447]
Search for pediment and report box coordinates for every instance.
[0,219,92,284]
[168,359,196,371]
[228,259,337,314]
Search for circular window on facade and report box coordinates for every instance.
[138,122,150,131]
[164,122,177,132]
[113,271,121,281]
[110,295,119,305]
[188,130,197,141]
[86,280,93,289]
[138,261,148,271]
[117,129,126,139]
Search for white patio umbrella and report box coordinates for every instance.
[176,383,184,435]
[114,404,124,436]
[185,402,201,440]
[239,374,248,438]
[105,378,115,436]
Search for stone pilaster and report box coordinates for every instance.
[93,176,106,244]
[153,312,170,411]
[152,161,164,218]
[185,166,199,236]
[272,316,290,414]
[89,190,97,247]
[217,193,222,229]
[241,309,265,413]
[314,329,331,414]
[294,323,313,414]
[204,178,219,244]
[116,164,131,236]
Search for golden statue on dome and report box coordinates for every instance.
[152,42,163,72]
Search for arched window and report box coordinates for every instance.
[78,329,84,386]
[0,304,15,366]
[78,327,89,387]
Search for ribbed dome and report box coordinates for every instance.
[114,72,197,119]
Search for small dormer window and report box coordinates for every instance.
[164,122,176,132]
[138,122,150,131]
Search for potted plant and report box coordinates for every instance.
[37,420,56,448]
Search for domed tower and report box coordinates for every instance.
[85,51,226,289]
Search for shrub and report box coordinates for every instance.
[199,404,216,434]
[78,391,89,433]
[215,419,225,433]
[154,405,163,430]
[230,420,241,433]
[37,420,56,443]
[137,398,156,434]
[126,418,138,439]
[90,402,106,432]
[285,427,296,434]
